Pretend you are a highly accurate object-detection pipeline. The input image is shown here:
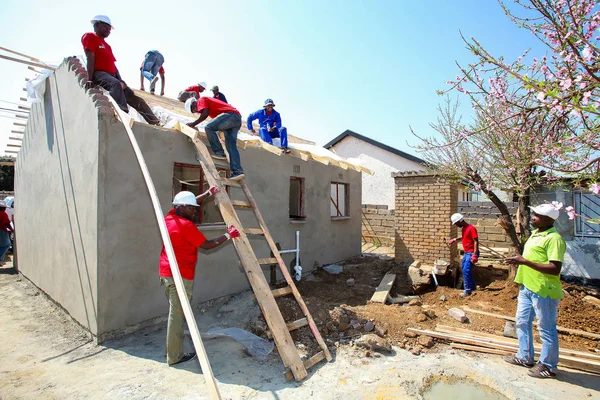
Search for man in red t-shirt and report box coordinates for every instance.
[81,15,159,125]
[160,188,240,366]
[185,97,245,181]
[0,200,14,266]
[449,213,480,297]
[177,82,207,102]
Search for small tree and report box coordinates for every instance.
[0,157,15,191]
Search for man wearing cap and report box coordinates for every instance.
[140,50,165,96]
[177,82,207,103]
[160,188,240,366]
[211,86,228,103]
[448,213,479,297]
[81,15,160,125]
[185,97,245,181]
[504,204,566,379]
[247,99,291,153]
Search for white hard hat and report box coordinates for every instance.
[198,81,207,89]
[450,213,464,224]
[530,204,559,220]
[173,191,198,207]
[184,98,195,114]
[91,15,113,27]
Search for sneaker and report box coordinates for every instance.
[281,146,291,153]
[230,173,245,181]
[212,153,228,161]
[503,355,534,368]
[527,363,556,379]
[459,291,472,297]
[170,352,197,366]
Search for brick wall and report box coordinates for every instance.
[362,204,395,246]
[457,201,517,246]
[393,172,457,264]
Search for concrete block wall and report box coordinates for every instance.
[362,204,395,245]
[393,172,457,264]
[457,201,517,246]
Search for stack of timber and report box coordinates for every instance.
[408,325,600,375]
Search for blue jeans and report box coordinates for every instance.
[205,113,244,175]
[141,50,164,85]
[0,230,11,262]
[461,252,477,293]
[259,126,288,147]
[515,286,560,370]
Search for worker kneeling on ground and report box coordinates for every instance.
[185,97,245,181]
[139,50,165,95]
[159,189,240,366]
[177,82,207,102]
[448,213,479,297]
[504,204,566,379]
[247,98,290,153]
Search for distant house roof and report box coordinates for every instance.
[324,129,426,165]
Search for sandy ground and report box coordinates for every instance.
[1,261,599,400]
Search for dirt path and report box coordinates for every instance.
[0,263,598,400]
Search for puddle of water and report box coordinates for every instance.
[422,379,508,400]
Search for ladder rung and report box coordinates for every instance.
[284,351,326,381]
[257,257,278,264]
[287,317,309,332]
[221,178,241,187]
[231,200,252,208]
[244,228,264,236]
[272,286,293,298]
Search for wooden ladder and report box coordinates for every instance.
[191,132,332,381]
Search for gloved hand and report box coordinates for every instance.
[471,255,479,264]
[448,238,457,245]
[204,186,220,197]
[225,225,240,240]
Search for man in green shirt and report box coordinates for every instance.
[504,203,566,379]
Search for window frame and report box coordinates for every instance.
[330,181,350,219]
[574,191,600,238]
[289,176,306,221]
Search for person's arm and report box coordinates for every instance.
[220,93,227,103]
[4,223,13,233]
[247,110,257,132]
[271,112,282,132]
[187,108,209,128]
[115,67,125,88]
[471,238,479,263]
[448,236,462,245]
[140,70,145,90]
[200,226,239,250]
[160,71,165,96]
[505,255,562,275]
[84,50,96,89]
[196,186,219,203]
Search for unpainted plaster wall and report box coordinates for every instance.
[97,121,362,336]
[15,63,100,335]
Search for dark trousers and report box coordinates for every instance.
[93,71,159,125]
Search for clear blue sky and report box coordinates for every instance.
[0,0,544,157]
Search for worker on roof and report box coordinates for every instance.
[159,189,240,366]
[81,15,160,125]
[185,97,245,181]
[139,50,165,96]
[177,82,207,103]
[448,213,479,297]
[247,99,290,153]
[211,85,227,103]
[504,204,566,379]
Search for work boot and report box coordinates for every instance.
[170,352,197,366]
[281,146,291,153]
[459,291,471,297]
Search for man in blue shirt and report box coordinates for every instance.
[211,85,228,103]
[247,98,290,153]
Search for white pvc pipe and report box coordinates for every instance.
[279,231,301,280]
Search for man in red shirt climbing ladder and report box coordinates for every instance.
[159,188,240,366]
[81,15,159,125]
[448,213,479,297]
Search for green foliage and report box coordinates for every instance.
[0,157,15,191]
